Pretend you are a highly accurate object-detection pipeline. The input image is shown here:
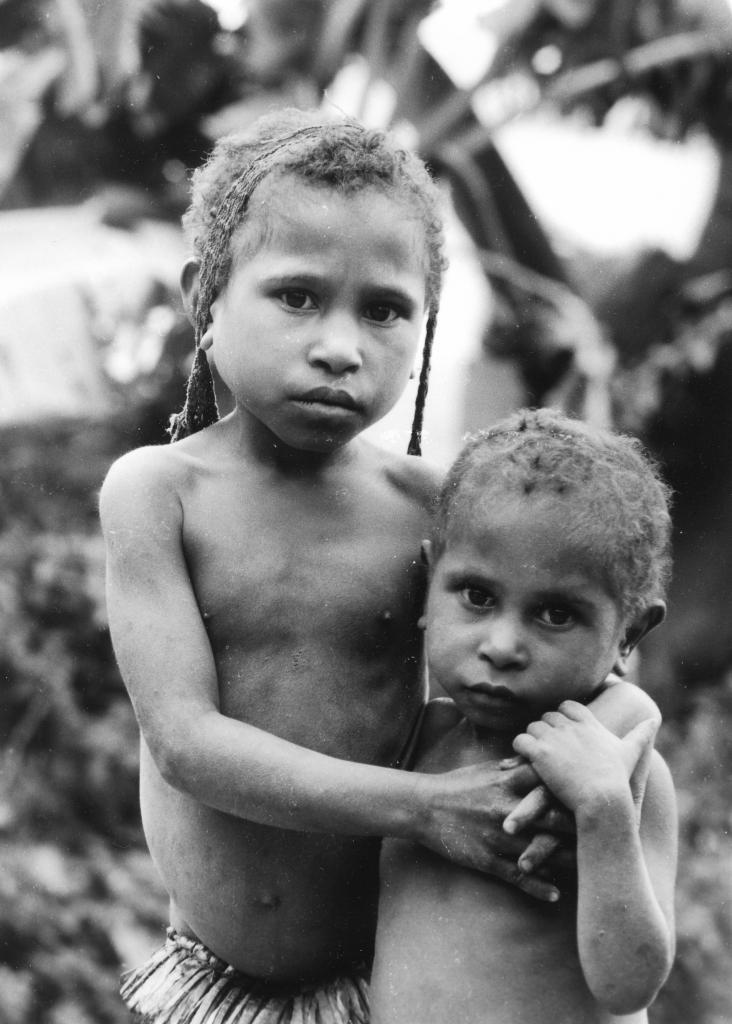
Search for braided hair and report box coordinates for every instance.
[169,109,447,454]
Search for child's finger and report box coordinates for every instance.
[499,754,526,770]
[538,804,576,836]
[488,855,560,903]
[517,832,562,874]
[515,871,560,903]
[503,784,553,834]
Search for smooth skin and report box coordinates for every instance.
[101,177,662,984]
[371,493,677,1024]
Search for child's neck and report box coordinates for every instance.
[462,719,518,762]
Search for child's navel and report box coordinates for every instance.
[251,890,282,911]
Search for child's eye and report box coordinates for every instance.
[461,587,495,610]
[537,605,576,628]
[279,289,316,311]
[364,303,399,324]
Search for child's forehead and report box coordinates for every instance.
[444,495,621,598]
[447,484,609,562]
[243,172,420,230]
[229,173,429,272]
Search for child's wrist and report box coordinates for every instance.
[406,771,435,843]
[574,784,635,833]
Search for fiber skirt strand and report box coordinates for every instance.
[120,929,370,1024]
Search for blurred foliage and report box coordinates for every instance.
[653,685,732,1024]
[0,420,169,1024]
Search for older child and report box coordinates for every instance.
[371,408,678,1024]
[100,111,659,1023]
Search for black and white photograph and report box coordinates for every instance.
[1,2,730,1022]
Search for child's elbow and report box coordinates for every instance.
[155,742,187,790]
[147,723,198,793]
[594,945,674,1015]
[599,985,660,1016]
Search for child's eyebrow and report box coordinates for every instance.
[531,587,599,611]
[361,285,419,313]
[442,566,498,587]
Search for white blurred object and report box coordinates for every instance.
[0,208,185,423]
[324,56,398,129]
[417,1,500,90]
[203,0,246,31]
[418,0,599,91]
[497,115,719,258]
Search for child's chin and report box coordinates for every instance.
[460,705,528,736]
[279,429,356,455]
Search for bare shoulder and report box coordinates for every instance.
[364,441,445,510]
[594,676,662,727]
[99,432,215,532]
[99,444,182,533]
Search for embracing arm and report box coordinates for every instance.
[514,703,677,1013]
[100,448,555,897]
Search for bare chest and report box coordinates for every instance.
[187,478,424,634]
[177,468,429,756]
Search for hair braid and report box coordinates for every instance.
[407,308,438,457]
[169,127,332,443]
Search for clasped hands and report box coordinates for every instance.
[419,701,657,902]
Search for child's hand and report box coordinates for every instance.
[499,770,574,835]
[511,701,658,816]
[497,773,574,875]
[417,760,563,901]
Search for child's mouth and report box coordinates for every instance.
[296,387,360,411]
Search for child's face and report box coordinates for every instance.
[423,492,632,735]
[201,175,428,452]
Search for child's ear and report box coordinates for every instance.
[614,601,666,676]
[180,258,201,325]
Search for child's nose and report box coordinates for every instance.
[477,615,528,670]
[308,314,363,375]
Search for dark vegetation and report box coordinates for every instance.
[0,414,171,1024]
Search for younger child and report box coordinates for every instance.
[100,110,661,1024]
[370,408,678,1024]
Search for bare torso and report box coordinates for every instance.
[138,428,436,981]
[370,704,648,1024]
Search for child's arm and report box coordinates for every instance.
[503,677,661,849]
[513,702,677,1014]
[99,449,556,900]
